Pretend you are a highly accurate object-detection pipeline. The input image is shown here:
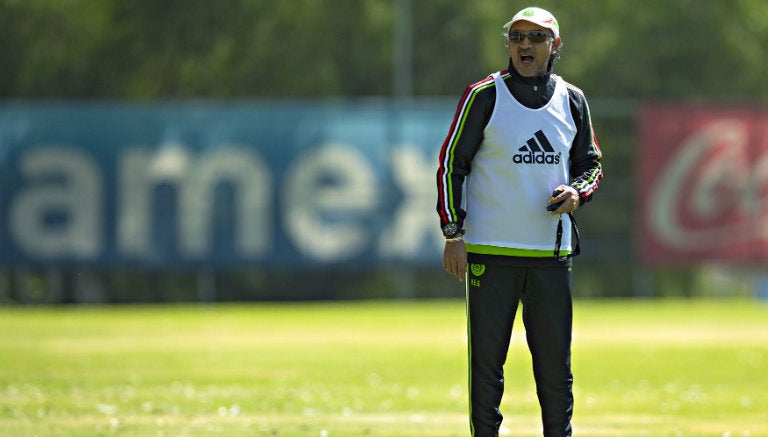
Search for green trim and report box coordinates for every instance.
[464,273,474,436]
[465,243,569,257]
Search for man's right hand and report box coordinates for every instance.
[442,240,467,282]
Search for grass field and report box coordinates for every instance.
[1,299,766,437]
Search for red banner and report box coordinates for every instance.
[639,104,768,264]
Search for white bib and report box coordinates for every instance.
[464,71,577,252]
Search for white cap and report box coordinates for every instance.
[503,7,560,38]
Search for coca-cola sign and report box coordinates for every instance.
[639,104,768,264]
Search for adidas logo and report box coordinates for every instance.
[513,130,561,164]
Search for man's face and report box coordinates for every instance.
[507,21,561,77]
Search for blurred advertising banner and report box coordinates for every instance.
[639,104,768,264]
[0,102,453,267]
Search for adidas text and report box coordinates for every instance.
[513,151,561,164]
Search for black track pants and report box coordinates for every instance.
[465,261,574,437]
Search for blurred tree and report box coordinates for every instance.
[1,0,767,100]
[557,0,768,99]
[1,0,113,97]
[409,0,485,95]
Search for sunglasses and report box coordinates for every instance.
[508,30,551,44]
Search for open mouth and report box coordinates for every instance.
[521,55,535,64]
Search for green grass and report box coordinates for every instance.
[1,299,766,437]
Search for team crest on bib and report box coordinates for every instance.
[470,263,486,277]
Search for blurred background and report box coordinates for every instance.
[2,0,768,304]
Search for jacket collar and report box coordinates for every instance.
[507,59,552,86]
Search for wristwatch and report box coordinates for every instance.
[442,222,463,239]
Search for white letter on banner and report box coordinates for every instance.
[119,145,271,259]
[283,144,376,261]
[118,146,184,258]
[9,146,101,258]
[378,145,443,257]
[179,146,271,258]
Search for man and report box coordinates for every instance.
[435,6,603,437]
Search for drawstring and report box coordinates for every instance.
[554,213,581,261]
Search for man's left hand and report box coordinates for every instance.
[547,185,580,215]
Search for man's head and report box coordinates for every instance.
[503,7,562,77]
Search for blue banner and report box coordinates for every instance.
[0,101,455,267]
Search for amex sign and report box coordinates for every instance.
[0,102,452,267]
[639,104,768,264]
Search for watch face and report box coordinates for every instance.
[442,223,459,237]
